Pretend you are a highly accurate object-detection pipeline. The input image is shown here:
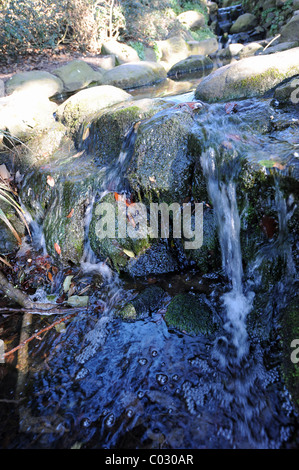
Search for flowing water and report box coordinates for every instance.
[0,90,298,449]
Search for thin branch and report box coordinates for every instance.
[4,312,78,358]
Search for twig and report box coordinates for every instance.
[4,312,78,359]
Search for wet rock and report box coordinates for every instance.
[101,40,140,64]
[0,200,26,254]
[5,70,63,98]
[116,285,165,320]
[177,11,206,31]
[125,242,179,277]
[127,108,196,203]
[279,15,299,43]
[81,98,173,166]
[101,61,167,90]
[55,85,132,135]
[194,47,299,102]
[52,60,104,92]
[230,13,258,34]
[167,55,213,77]
[165,293,215,335]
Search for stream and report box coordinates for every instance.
[1,54,299,449]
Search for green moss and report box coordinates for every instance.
[165,293,215,335]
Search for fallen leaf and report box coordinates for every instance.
[149,176,156,183]
[225,102,238,114]
[273,162,286,171]
[0,164,11,180]
[123,249,135,258]
[47,175,55,187]
[67,208,74,218]
[54,242,61,255]
[48,272,53,282]
[67,295,89,308]
[63,275,73,293]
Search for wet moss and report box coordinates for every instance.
[165,293,215,335]
[115,285,165,321]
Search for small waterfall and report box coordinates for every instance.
[201,145,253,362]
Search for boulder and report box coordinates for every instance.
[279,15,299,43]
[52,60,104,92]
[55,85,132,135]
[101,62,167,90]
[116,286,165,321]
[155,35,190,69]
[238,42,263,58]
[0,91,57,142]
[195,47,299,102]
[230,13,258,34]
[262,41,299,54]
[217,43,243,59]
[5,71,63,98]
[101,40,140,65]
[186,37,218,56]
[165,293,215,335]
[127,108,196,203]
[167,55,213,77]
[177,10,206,31]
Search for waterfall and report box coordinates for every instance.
[201,146,253,362]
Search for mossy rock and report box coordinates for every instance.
[281,295,299,411]
[115,285,165,321]
[127,108,195,204]
[80,98,173,167]
[101,62,167,90]
[165,293,215,335]
[89,192,151,272]
[167,55,213,77]
[52,60,104,93]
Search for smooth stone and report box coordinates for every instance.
[5,70,63,98]
[167,55,213,77]
[186,38,218,56]
[101,40,140,64]
[101,62,167,90]
[195,47,299,102]
[230,13,258,34]
[177,10,206,30]
[279,15,299,43]
[52,60,104,92]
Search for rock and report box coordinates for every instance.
[94,55,116,70]
[186,37,218,56]
[52,60,104,92]
[81,98,173,167]
[167,55,213,77]
[207,1,218,14]
[155,35,190,69]
[125,243,179,277]
[194,47,299,102]
[177,11,206,31]
[20,149,103,265]
[115,286,165,320]
[127,109,196,203]
[262,41,299,54]
[0,91,57,142]
[230,13,258,34]
[5,71,63,98]
[217,43,243,59]
[101,40,140,65]
[55,85,132,135]
[165,293,215,335]
[294,0,299,10]
[0,199,25,254]
[101,62,167,90]
[279,15,299,43]
[238,42,263,58]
